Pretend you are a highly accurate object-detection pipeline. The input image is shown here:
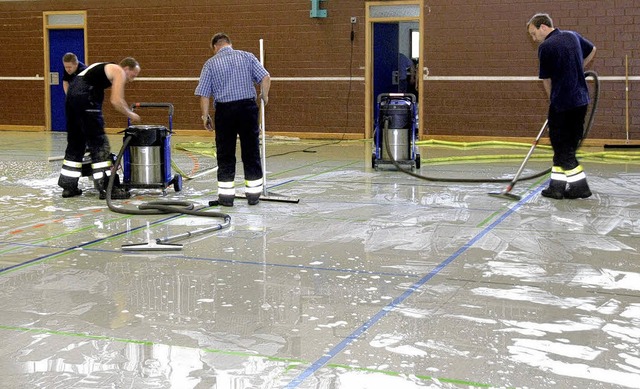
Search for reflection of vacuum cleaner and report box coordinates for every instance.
[122,103,182,195]
[372,93,420,170]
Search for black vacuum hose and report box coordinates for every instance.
[106,134,231,229]
[386,70,600,183]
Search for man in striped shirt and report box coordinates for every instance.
[195,32,271,206]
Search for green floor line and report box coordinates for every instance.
[0,324,502,388]
[477,175,548,228]
[327,363,504,388]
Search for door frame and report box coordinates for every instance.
[365,1,424,139]
[43,11,88,131]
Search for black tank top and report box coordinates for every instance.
[77,62,113,90]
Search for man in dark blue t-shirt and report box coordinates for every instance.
[62,52,87,95]
[527,13,596,199]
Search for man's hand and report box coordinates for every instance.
[129,112,141,123]
[260,93,269,106]
[202,114,213,130]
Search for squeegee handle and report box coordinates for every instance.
[156,218,232,244]
[510,119,548,185]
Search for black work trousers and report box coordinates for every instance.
[58,79,111,189]
[548,104,588,171]
[214,98,263,185]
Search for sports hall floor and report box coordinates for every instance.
[1,129,640,389]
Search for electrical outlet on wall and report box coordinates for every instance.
[350,17,357,24]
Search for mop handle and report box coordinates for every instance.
[510,119,548,185]
[259,38,268,195]
[625,54,629,144]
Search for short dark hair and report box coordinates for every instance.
[527,13,553,29]
[211,33,231,48]
[119,57,139,69]
[62,52,78,63]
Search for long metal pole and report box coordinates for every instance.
[260,38,268,194]
[626,54,630,144]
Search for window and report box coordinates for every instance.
[410,29,420,59]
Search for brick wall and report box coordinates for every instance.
[0,0,637,141]
[423,0,639,140]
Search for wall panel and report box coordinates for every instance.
[0,0,636,141]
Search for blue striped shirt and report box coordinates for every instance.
[194,46,269,104]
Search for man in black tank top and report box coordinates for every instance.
[58,57,141,199]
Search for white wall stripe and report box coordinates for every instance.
[425,76,639,82]
[1,76,637,82]
[0,76,45,81]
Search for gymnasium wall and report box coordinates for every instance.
[422,0,638,141]
[0,0,637,141]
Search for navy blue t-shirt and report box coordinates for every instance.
[62,61,87,83]
[538,29,594,112]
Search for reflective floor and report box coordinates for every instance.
[1,130,640,388]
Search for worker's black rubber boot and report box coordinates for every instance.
[209,194,234,207]
[62,187,83,198]
[541,179,565,200]
[97,177,130,200]
[564,178,592,199]
[247,194,260,205]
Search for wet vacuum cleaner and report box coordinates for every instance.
[122,103,182,195]
[372,93,421,171]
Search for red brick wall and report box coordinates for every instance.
[422,0,639,140]
[0,8,45,125]
[0,0,637,141]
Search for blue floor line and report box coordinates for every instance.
[284,185,544,388]
[0,214,180,274]
[266,179,296,189]
[0,240,421,280]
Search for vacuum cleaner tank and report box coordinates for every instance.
[380,102,411,161]
[380,102,411,129]
[125,125,169,185]
[383,128,410,161]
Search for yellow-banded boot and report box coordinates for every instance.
[215,181,235,206]
[92,162,130,200]
[58,159,84,198]
[564,165,592,199]
[245,178,263,205]
[98,177,131,200]
[541,166,566,199]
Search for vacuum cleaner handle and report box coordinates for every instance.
[129,102,174,130]
[377,93,416,104]
[131,102,174,116]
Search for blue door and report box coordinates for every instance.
[373,23,399,122]
[49,29,85,131]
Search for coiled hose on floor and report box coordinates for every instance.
[385,70,600,183]
[105,133,230,231]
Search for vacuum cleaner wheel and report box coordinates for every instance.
[173,174,183,192]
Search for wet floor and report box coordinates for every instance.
[1,130,640,388]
